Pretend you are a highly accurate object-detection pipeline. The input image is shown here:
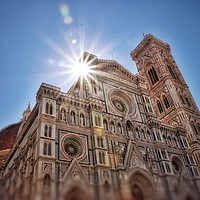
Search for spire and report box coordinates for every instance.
[22,102,31,121]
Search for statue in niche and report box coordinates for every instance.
[110,122,115,133]
[117,124,122,134]
[80,114,84,126]
[71,112,75,124]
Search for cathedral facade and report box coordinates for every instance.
[0,34,200,200]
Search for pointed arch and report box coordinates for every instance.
[49,126,52,137]
[48,143,51,156]
[167,65,177,79]
[45,102,49,114]
[163,96,170,108]
[43,142,47,155]
[148,67,159,85]
[64,186,89,200]
[157,101,164,113]
[49,103,53,115]
[129,171,153,200]
[44,125,48,137]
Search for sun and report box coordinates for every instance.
[72,61,90,79]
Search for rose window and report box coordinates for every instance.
[111,97,127,113]
[64,141,79,157]
[61,134,86,160]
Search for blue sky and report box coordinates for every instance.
[0,0,200,129]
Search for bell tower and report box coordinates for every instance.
[131,34,200,168]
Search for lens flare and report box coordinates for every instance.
[60,4,70,17]
[64,16,73,25]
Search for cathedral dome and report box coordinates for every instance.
[0,122,21,151]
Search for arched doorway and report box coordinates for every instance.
[131,184,143,200]
[64,186,89,200]
[129,172,153,200]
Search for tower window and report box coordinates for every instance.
[185,97,191,107]
[157,101,164,113]
[45,102,53,115]
[163,96,170,108]
[148,67,159,85]
[180,95,185,104]
[44,125,48,137]
[45,102,49,114]
[49,104,53,115]
[168,65,177,79]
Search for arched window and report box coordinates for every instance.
[148,67,159,85]
[97,137,103,147]
[168,65,177,79]
[98,116,101,127]
[185,97,191,107]
[180,95,185,104]
[103,120,108,131]
[48,143,51,156]
[94,115,101,127]
[43,142,47,155]
[157,101,164,113]
[163,96,170,108]
[49,103,53,115]
[49,126,52,137]
[102,152,105,164]
[99,152,102,164]
[45,102,49,114]
[44,125,48,137]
